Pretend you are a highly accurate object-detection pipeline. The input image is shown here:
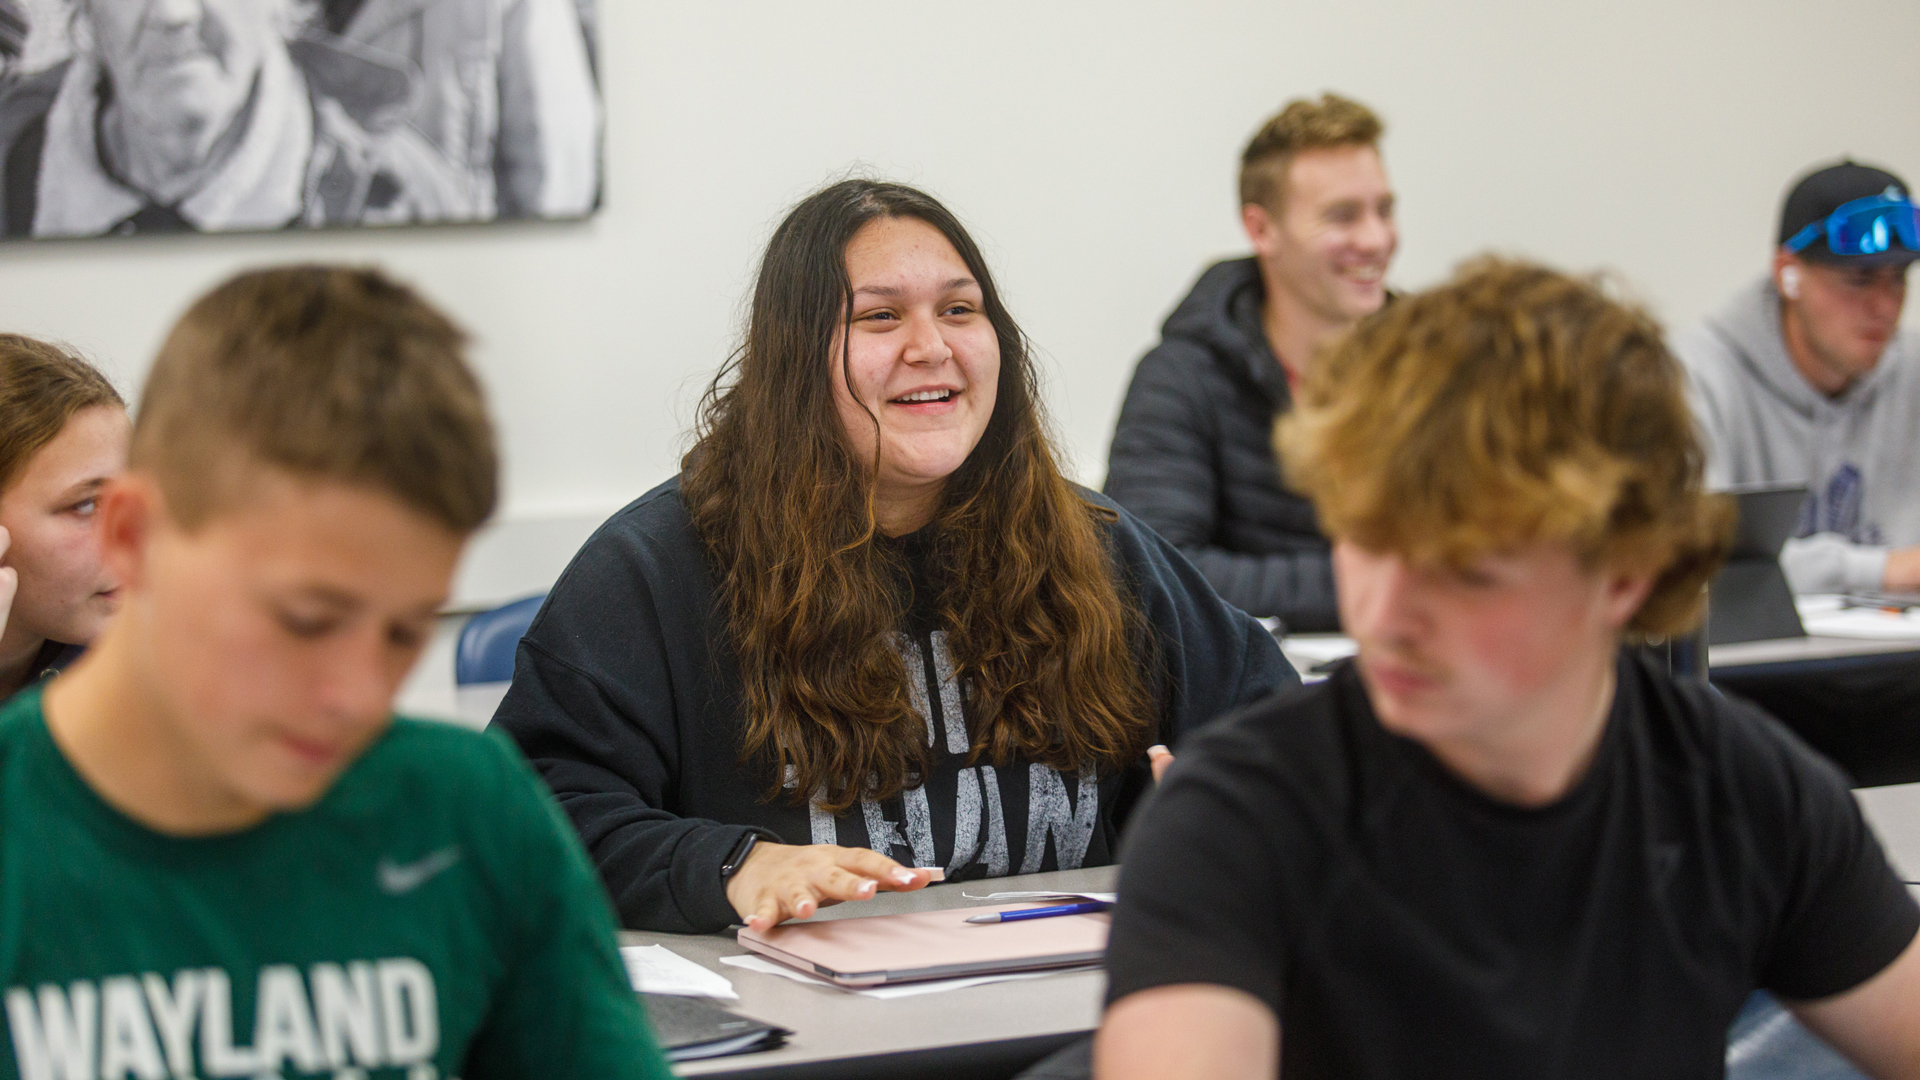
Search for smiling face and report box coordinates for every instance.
[108,467,460,819]
[832,216,1002,533]
[1335,540,1648,758]
[1251,144,1397,327]
[0,405,130,651]
[84,0,270,146]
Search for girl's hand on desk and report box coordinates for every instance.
[727,842,935,931]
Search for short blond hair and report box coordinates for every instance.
[133,266,497,535]
[1277,258,1732,637]
[1239,93,1383,213]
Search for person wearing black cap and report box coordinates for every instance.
[1675,163,1920,1077]
[1676,160,1920,596]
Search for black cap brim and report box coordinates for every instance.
[1797,246,1920,268]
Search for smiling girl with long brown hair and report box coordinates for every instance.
[493,179,1296,933]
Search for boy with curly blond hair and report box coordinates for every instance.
[1096,259,1919,1079]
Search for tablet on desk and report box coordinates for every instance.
[1708,483,1809,646]
[736,904,1109,988]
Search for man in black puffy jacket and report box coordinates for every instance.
[1105,93,1397,631]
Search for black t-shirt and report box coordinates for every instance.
[1104,654,1920,1079]
[491,477,1297,933]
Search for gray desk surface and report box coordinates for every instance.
[624,866,1115,1077]
[1284,630,1920,675]
[1710,634,1920,669]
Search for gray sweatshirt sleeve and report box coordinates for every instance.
[1683,378,1736,491]
[1781,534,1889,595]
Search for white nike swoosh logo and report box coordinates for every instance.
[377,846,462,895]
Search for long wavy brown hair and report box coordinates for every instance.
[682,180,1154,812]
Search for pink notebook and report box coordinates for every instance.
[736,904,1110,987]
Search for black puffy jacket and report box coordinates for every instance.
[1103,257,1337,631]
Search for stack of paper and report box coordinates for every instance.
[621,944,738,1000]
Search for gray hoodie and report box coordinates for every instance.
[1674,275,1920,594]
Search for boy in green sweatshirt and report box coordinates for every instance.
[0,265,671,1080]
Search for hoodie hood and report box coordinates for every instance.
[1705,275,1896,417]
[1159,257,1290,410]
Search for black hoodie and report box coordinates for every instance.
[489,477,1298,933]
[1104,257,1337,631]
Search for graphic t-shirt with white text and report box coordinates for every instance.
[0,688,671,1080]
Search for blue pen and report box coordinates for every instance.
[965,900,1112,924]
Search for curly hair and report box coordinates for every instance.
[682,179,1155,812]
[1277,257,1733,637]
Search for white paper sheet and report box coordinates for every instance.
[621,945,739,1000]
[1799,606,1920,640]
[1280,634,1359,664]
[717,953,1094,999]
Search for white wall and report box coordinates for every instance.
[4,0,1918,606]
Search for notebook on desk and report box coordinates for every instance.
[639,993,788,1062]
[735,903,1110,988]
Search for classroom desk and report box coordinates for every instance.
[1707,635,1920,676]
[624,866,1116,1080]
[1285,630,1920,786]
[1708,636,1920,788]
[1281,631,1920,681]
[1277,633,1353,682]
[1857,782,1920,896]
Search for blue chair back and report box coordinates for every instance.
[455,593,547,686]
[1726,991,1867,1080]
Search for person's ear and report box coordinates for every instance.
[1241,202,1279,256]
[1774,251,1803,301]
[95,475,157,595]
[1599,570,1656,632]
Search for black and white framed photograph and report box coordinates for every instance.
[0,0,602,239]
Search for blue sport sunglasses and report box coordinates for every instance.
[1784,189,1920,257]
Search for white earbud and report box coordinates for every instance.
[1781,265,1802,300]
